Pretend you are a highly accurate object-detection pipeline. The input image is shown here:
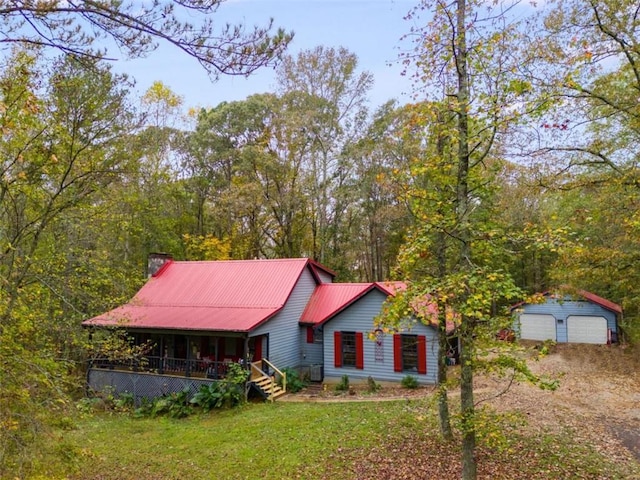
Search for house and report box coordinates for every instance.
[83,255,441,402]
[513,289,622,344]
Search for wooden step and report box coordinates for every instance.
[254,376,272,387]
[269,389,286,400]
[252,375,286,400]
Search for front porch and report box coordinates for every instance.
[126,331,267,374]
[87,356,287,403]
[86,330,288,403]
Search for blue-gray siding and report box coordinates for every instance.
[251,267,317,369]
[299,326,323,366]
[514,298,618,342]
[315,269,334,284]
[323,289,438,384]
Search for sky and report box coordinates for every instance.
[113,0,418,111]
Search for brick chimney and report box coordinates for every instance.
[147,253,173,277]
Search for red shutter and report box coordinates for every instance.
[334,331,342,368]
[355,332,364,369]
[393,334,403,372]
[417,335,427,374]
[306,326,314,344]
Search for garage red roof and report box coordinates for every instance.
[511,288,622,315]
[578,290,623,314]
[83,258,332,332]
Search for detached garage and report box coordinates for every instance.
[513,289,621,345]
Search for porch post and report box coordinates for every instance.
[243,335,250,366]
[243,334,250,401]
[214,337,220,378]
[159,336,165,374]
[185,336,191,377]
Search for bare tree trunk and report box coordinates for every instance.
[455,0,477,477]
[435,188,452,439]
[437,305,453,440]
[460,322,477,479]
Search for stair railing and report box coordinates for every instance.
[262,358,286,395]
[250,359,287,400]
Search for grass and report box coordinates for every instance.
[25,397,640,480]
[34,401,409,480]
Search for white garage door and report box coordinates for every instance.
[519,314,557,341]
[566,316,608,344]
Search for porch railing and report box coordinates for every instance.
[90,356,237,379]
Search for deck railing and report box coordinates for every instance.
[90,356,236,379]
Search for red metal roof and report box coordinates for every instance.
[84,258,321,332]
[409,295,458,334]
[300,281,455,333]
[577,289,623,314]
[86,305,276,332]
[375,281,407,296]
[300,283,376,326]
[300,283,406,326]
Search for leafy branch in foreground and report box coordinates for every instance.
[0,0,294,78]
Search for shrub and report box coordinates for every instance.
[281,367,307,393]
[226,362,249,385]
[191,362,248,411]
[134,397,155,418]
[76,397,105,414]
[335,374,350,392]
[221,362,248,407]
[165,388,193,418]
[190,383,224,412]
[401,375,419,389]
[134,389,193,418]
[366,376,381,393]
[114,392,134,411]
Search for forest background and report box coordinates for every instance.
[1,0,640,475]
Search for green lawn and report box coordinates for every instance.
[28,399,640,480]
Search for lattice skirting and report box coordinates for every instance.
[87,369,215,404]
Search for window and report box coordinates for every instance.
[334,331,364,369]
[341,332,357,367]
[393,334,427,374]
[401,335,419,371]
[306,326,323,344]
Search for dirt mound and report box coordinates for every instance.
[479,343,640,463]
